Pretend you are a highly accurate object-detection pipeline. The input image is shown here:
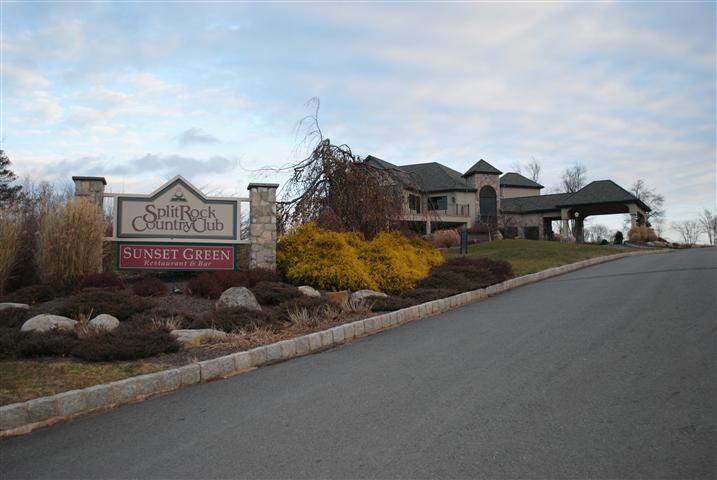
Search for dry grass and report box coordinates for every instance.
[0,204,22,294]
[433,229,460,248]
[628,225,658,243]
[341,297,375,315]
[0,360,166,405]
[35,198,105,289]
[151,315,184,332]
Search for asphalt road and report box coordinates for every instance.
[2,248,715,479]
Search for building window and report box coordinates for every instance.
[408,194,421,213]
[428,196,447,211]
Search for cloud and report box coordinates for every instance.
[178,128,221,147]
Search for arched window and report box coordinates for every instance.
[479,186,497,225]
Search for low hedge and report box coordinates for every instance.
[250,282,303,306]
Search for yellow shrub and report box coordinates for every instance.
[35,198,105,289]
[360,231,444,294]
[277,223,443,293]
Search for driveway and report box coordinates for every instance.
[2,248,715,479]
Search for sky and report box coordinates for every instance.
[2,1,715,240]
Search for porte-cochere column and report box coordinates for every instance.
[248,183,279,270]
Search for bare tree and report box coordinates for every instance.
[561,163,588,193]
[585,223,609,243]
[672,219,700,245]
[525,157,542,183]
[277,99,404,239]
[630,179,665,231]
[697,208,716,245]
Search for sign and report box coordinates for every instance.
[118,244,235,271]
[116,176,239,241]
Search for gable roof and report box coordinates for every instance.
[463,159,502,176]
[500,172,544,189]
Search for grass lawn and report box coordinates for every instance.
[0,360,167,406]
[443,239,632,277]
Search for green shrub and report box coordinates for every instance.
[71,330,179,361]
[250,282,302,306]
[131,277,169,297]
[400,288,458,303]
[277,222,443,293]
[0,307,31,329]
[61,289,154,320]
[3,284,57,304]
[371,296,417,312]
[77,272,124,291]
[188,307,274,332]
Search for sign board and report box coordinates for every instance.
[118,244,235,271]
[115,176,239,241]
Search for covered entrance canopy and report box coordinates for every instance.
[502,180,651,243]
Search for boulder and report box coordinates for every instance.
[350,289,388,303]
[216,287,261,311]
[171,329,228,347]
[89,314,120,331]
[298,286,321,298]
[0,302,30,311]
[21,314,77,333]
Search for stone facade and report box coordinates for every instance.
[465,172,501,220]
[72,176,106,207]
[248,183,279,270]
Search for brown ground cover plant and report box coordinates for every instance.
[250,281,303,306]
[131,277,170,297]
[77,272,125,291]
[61,289,154,320]
[0,307,31,329]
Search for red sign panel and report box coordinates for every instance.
[118,244,235,271]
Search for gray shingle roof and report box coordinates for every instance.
[501,193,572,213]
[399,162,475,193]
[502,180,650,213]
[500,172,544,189]
[555,180,649,210]
[463,159,502,176]
[366,156,475,193]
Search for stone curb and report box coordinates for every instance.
[0,248,667,437]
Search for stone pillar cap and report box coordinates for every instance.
[247,183,279,190]
[72,176,107,185]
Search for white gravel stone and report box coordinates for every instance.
[297,286,321,298]
[0,302,29,311]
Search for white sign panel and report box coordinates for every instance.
[116,176,239,241]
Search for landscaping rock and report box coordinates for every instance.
[171,328,228,346]
[325,290,349,305]
[21,314,77,333]
[297,286,321,298]
[89,314,120,332]
[0,302,30,311]
[350,289,388,303]
[216,287,261,311]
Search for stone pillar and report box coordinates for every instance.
[560,208,570,241]
[72,176,106,207]
[248,183,279,270]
